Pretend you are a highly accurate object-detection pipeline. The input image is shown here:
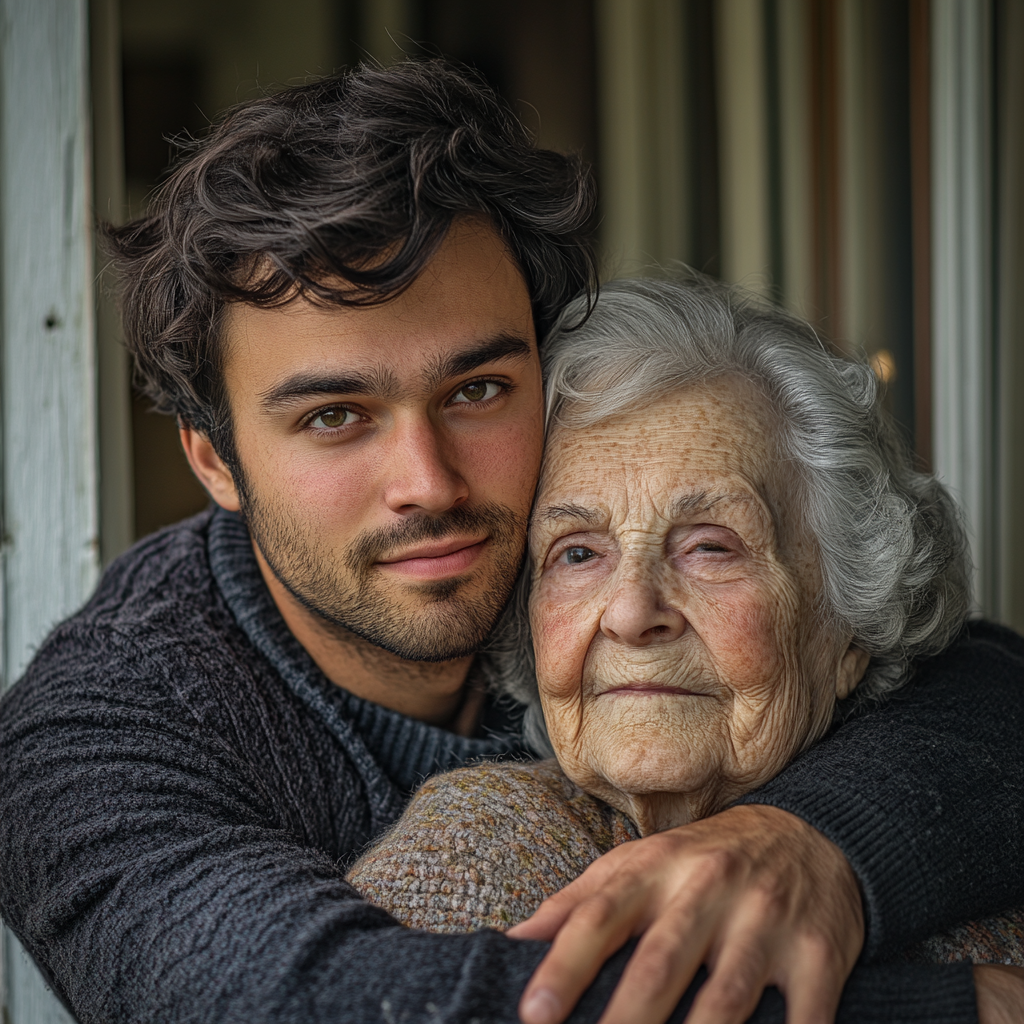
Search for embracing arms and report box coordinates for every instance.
[0,621,1020,1024]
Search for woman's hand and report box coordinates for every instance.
[508,804,863,1024]
[975,965,1024,1024]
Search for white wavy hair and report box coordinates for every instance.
[483,274,972,755]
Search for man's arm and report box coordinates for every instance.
[1,622,1011,1024]
[512,620,1022,1024]
[738,620,1023,956]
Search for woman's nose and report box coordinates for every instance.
[599,572,686,646]
[382,419,470,514]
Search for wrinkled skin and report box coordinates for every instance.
[511,382,871,1024]
[529,382,869,834]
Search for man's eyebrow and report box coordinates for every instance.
[258,366,401,410]
[424,334,533,391]
[533,503,601,525]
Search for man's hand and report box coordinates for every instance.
[508,804,863,1024]
[975,966,1024,1024]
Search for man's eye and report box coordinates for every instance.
[562,546,596,564]
[310,407,355,429]
[451,380,502,404]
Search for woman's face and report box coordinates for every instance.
[529,381,866,834]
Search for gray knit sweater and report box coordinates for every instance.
[1,508,1021,1024]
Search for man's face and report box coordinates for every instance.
[218,220,544,662]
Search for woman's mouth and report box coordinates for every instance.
[599,681,707,697]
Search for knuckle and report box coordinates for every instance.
[797,930,850,975]
[692,847,742,888]
[748,881,791,923]
[570,892,620,930]
[627,949,677,993]
[661,895,702,934]
[703,974,757,1016]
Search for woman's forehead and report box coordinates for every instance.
[536,384,779,514]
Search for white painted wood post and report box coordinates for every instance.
[930,0,995,613]
[1,0,99,1021]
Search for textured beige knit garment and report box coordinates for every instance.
[347,760,1023,965]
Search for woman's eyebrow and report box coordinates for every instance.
[534,502,601,525]
[670,491,736,518]
[671,490,772,533]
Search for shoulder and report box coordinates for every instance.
[914,619,1024,681]
[79,508,221,636]
[1,512,235,720]
[347,760,636,932]
[408,759,637,844]
[900,906,1024,966]
[0,509,261,758]
[4,508,246,687]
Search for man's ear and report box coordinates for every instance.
[179,425,241,512]
[836,642,871,700]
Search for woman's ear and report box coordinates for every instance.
[836,643,871,700]
[179,426,241,512]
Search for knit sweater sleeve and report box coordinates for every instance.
[736,620,1024,961]
[0,620,981,1024]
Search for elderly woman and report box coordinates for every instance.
[348,276,1023,969]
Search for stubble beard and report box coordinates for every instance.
[237,476,527,663]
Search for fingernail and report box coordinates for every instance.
[520,988,561,1024]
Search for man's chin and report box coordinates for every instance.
[310,581,506,663]
[338,612,494,663]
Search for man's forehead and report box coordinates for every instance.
[221,221,537,403]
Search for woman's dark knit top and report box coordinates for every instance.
[0,508,1022,1024]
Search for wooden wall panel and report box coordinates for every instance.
[0,3,98,1022]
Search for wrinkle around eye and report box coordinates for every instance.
[542,533,611,571]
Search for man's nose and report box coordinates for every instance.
[382,417,470,514]
[599,568,686,646]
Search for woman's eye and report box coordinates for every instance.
[693,542,729,553]
[451,380,502,404]
[310,407,356,429]
[562,546,596,564]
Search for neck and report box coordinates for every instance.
[608,787,734,837]
[252,543,480,733]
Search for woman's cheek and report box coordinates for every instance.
[531,591,594,700]
[689,579,795,687]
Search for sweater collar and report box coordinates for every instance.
[206,508,527,800]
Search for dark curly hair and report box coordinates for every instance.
[103,59,598,463]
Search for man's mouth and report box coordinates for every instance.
[376,537,488,580]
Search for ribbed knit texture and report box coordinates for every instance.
[1,508,1020,1022]
[207,509,524,795]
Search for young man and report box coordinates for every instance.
[0,61,1021,1024]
